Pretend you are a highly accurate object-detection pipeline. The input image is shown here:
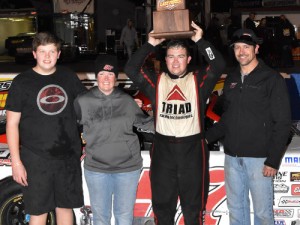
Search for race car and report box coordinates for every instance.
[0,72,226,225]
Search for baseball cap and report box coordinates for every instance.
[95,54,119,78]
[230,29,259,47]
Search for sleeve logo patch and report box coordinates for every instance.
[206,47,215,60]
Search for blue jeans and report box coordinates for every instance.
[224,155,274,225]
[84,168,141,225]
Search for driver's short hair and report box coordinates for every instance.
[166,40,190,57]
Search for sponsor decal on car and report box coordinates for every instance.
[274,220,286,225]
[283,156,300,167]
[274,171,289,183]
[291,219,300,225]
[278,196,300,207]
[290,172,300,182]
[0,80,12,111]
[291,184,300,195]
[273,208,294,218]
[0,144,10,166]
[274,184,290,193]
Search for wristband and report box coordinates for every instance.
[12,161,22,167]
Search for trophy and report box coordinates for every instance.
[150,0,194,39]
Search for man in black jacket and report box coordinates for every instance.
[124,21,225,225]
[277,14,297,67]
[244,12,257,35]
[206,29,291,225]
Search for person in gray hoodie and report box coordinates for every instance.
[74,55,153,225]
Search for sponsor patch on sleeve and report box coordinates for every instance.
[206,47,215,60]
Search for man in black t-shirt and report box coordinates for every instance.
[6,32,86,225]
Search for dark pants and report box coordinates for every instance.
[150,133,209,225]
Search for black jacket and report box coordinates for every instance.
[206,60,291,169]
[277,19,297,46]
[244,18,257,34]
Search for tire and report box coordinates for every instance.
[0,177,56,225]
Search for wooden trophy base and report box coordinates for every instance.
[150,9,193,39]
[150,31,194,39]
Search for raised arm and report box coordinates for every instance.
[124,32,164,92]
[191,21,226,101]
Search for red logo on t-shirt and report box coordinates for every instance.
[37,84,68,115]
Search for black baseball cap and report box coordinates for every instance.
[230,29,259,47]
